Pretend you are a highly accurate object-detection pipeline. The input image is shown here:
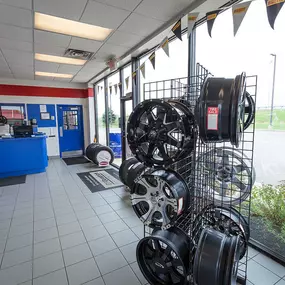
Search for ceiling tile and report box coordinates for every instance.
[69,37,102,53]
[34,0,88,21]
[34,44,66,56]
[0,37,33,52]
[84,60,106,69]
[0,0,32,10]
[135,0,194,21]
[80,1,130,29]
[9,64,34,72]
[0,23,33,42]
[14,73,34,80]
[2,49,33,66]
[118,13,164,37]
[96,43,129,58]
[0,72,13,78]
[192,0,229,13]
[53,77,71,82]
[92,0,142,11]
[35,61,59,72]
[0,3,33,28]
[57,64,82,75]
[106,30,143,48]
[35,75,53,81]
[0,65,10,73]
[34,30,71,48]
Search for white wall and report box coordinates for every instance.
[0,95,91,157]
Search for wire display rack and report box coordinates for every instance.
[140,63,257,285]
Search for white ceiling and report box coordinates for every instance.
[0,0,230,84]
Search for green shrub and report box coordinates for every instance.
[251,182,285,229]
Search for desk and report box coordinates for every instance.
[0,136,48,178]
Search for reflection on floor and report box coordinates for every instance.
[0,158,284,285]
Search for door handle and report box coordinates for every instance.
[59,127,63,137]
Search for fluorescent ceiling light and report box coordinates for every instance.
[35,71,73,79]
[35,12,112,41]
[35,53,86,65]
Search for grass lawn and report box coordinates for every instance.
[255,109,285,131]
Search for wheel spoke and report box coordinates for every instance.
[147,143,155,157]
[158,145,169,160]
[141,205,157,224]
[234,164,244,173]
[131,193,149,205]
[218,181,228,196]
[166,136,179,147]
[137,177,155,190]
[168,267,181,284]
[161,246,171,261]
[147,111,155,123]
[232,176,247,192]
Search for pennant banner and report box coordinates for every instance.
[132,71,137,86]
[160,37,169,57]
[172,19,182,41]
[232,1,252,36]
[206,10,221,37]
[188,12,199,37]
[140,62,146,79]
[149,52,156,70]
[109,86,112,95]
[265,0,285,29]
[114,84,118,94]
[125,76,130,90]
[100,86,103,91]
[118,82,122,93]
[97,85,100,93]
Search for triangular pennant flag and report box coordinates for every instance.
[118,82,122,93]
[140,62,146,79]
[149,52,156,70]
[188,12,199,37]
[160,37,169,57]
[206,10,221,37]
[265,0,285,29]
[172,19,182,41]
[97,85,100,93]
[114,84,118,94]
[125,76,130,90]
[100,86,103,91]
[109,86,112,95]
[232,1,252,36]
[132,71,137,86]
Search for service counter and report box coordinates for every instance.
[0,136,48,178]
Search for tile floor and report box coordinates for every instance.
[0,158,284,285]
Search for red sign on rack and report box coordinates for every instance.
[207,107,219,130]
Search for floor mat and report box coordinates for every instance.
[62,156,90,166]
[77,168,123,193]
[0,175,26,187]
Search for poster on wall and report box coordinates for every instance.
[40,105,47,113]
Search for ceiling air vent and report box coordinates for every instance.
[64,49,95,61]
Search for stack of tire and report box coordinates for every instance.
[85,143,114,166]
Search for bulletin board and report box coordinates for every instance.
[27,104,56,127]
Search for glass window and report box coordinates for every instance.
[95,80,107,145]
[140,33,189,99]
[63,111,78,130]
[196,0,285,262]
[107,72,122,166]
[0,104,25,125]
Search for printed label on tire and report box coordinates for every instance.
[97,150,111,166]
[207,107,219,130]
[177,198,184,215]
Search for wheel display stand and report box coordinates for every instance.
[140,63,257,285]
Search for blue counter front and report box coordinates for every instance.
[0,136,48,178]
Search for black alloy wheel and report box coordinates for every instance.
[193,205,249,259]
[127,99,196,166]
[136,227,190,285]
[193,227,240,285]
